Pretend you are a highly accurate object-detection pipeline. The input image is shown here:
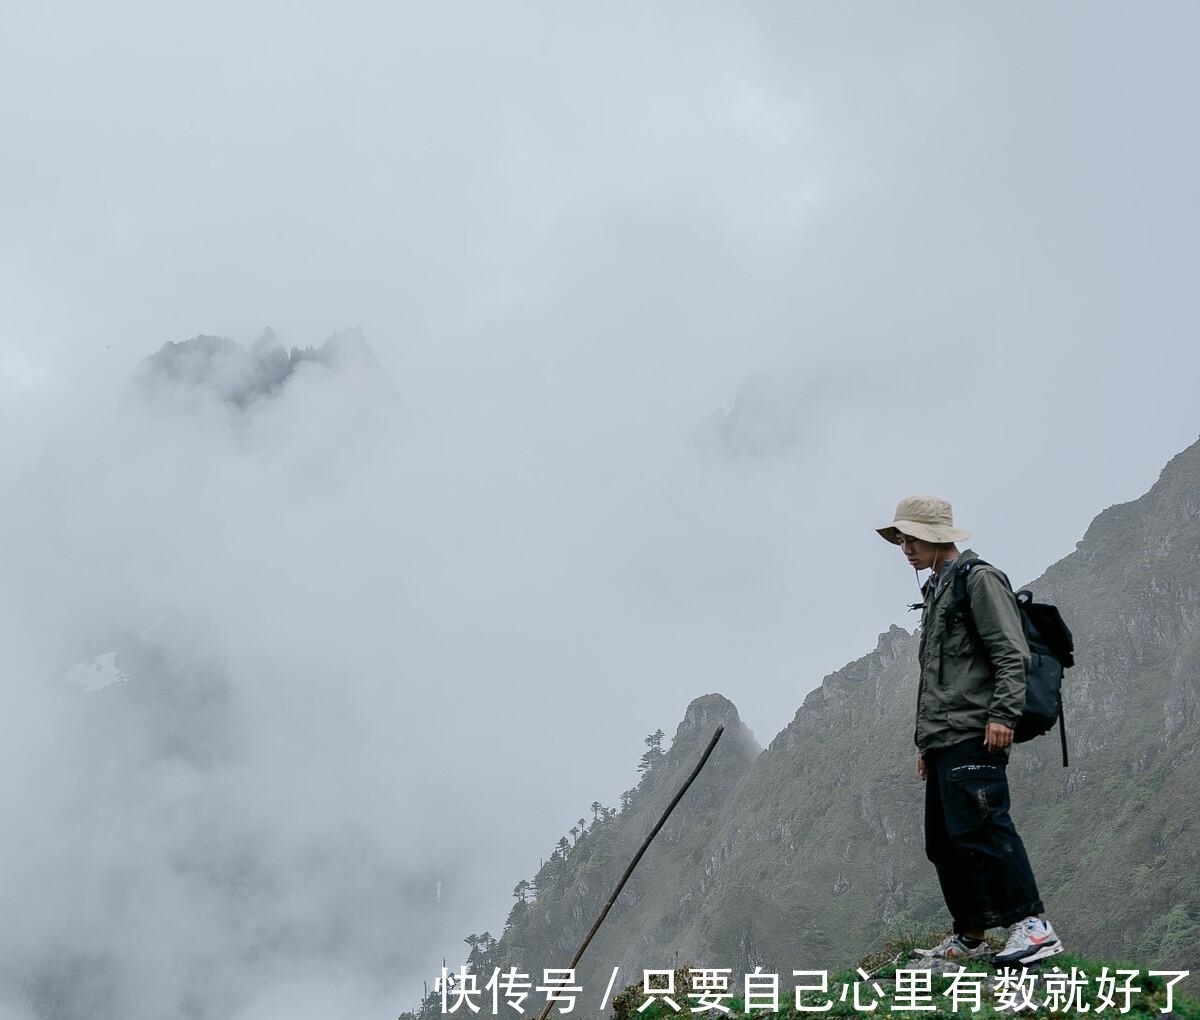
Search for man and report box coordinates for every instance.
[877,495,1063,965]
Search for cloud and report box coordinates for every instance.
[0,345,448,1018]
[4,3,1200,1015]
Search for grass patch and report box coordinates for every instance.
[608,944,1196,1019]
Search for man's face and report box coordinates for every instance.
[897,533,941,571]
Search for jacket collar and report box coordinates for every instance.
[923,548,978,601]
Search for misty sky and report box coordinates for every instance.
[3,4,1199,1018]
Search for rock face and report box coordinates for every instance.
[138,327,397,408]
[488,436,1200,986]
[496,695,760,990]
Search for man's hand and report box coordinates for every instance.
[916,752,927,781]
[984,722,1015,753]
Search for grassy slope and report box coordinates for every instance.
[617,944,1198,1019]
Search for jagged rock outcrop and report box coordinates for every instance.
[138,327,398,409]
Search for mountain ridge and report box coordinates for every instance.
[447,434,1200,1005]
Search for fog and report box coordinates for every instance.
[3,3,1199,1017]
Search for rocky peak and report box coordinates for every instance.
[138,327,397,409]
[677,693,748,741]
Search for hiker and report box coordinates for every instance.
[877,495,1063,966]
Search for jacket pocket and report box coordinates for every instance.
[940,617,974,658]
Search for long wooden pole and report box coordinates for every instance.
[534,722,726,1020]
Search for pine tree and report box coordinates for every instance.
[463,934,485,976]
[637,728,666,775]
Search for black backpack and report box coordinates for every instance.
[947,558,1076,766]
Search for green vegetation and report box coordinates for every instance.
[616,943,1197,1019]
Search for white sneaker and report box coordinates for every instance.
[994,917,1064,965]
[916,933,991,961]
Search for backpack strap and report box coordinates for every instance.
[936,556,986,687]
[948,556,987,625]
[945,556,1015,648]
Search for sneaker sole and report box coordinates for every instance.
[994,940,1061,967]
[1020,942,1064,965]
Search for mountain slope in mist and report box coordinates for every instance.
[465,435,1200,995]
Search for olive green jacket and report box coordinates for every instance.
[914,549,1030,752]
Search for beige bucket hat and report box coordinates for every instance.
[877,495,971,545]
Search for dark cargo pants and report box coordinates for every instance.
[924,738,1045,933]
